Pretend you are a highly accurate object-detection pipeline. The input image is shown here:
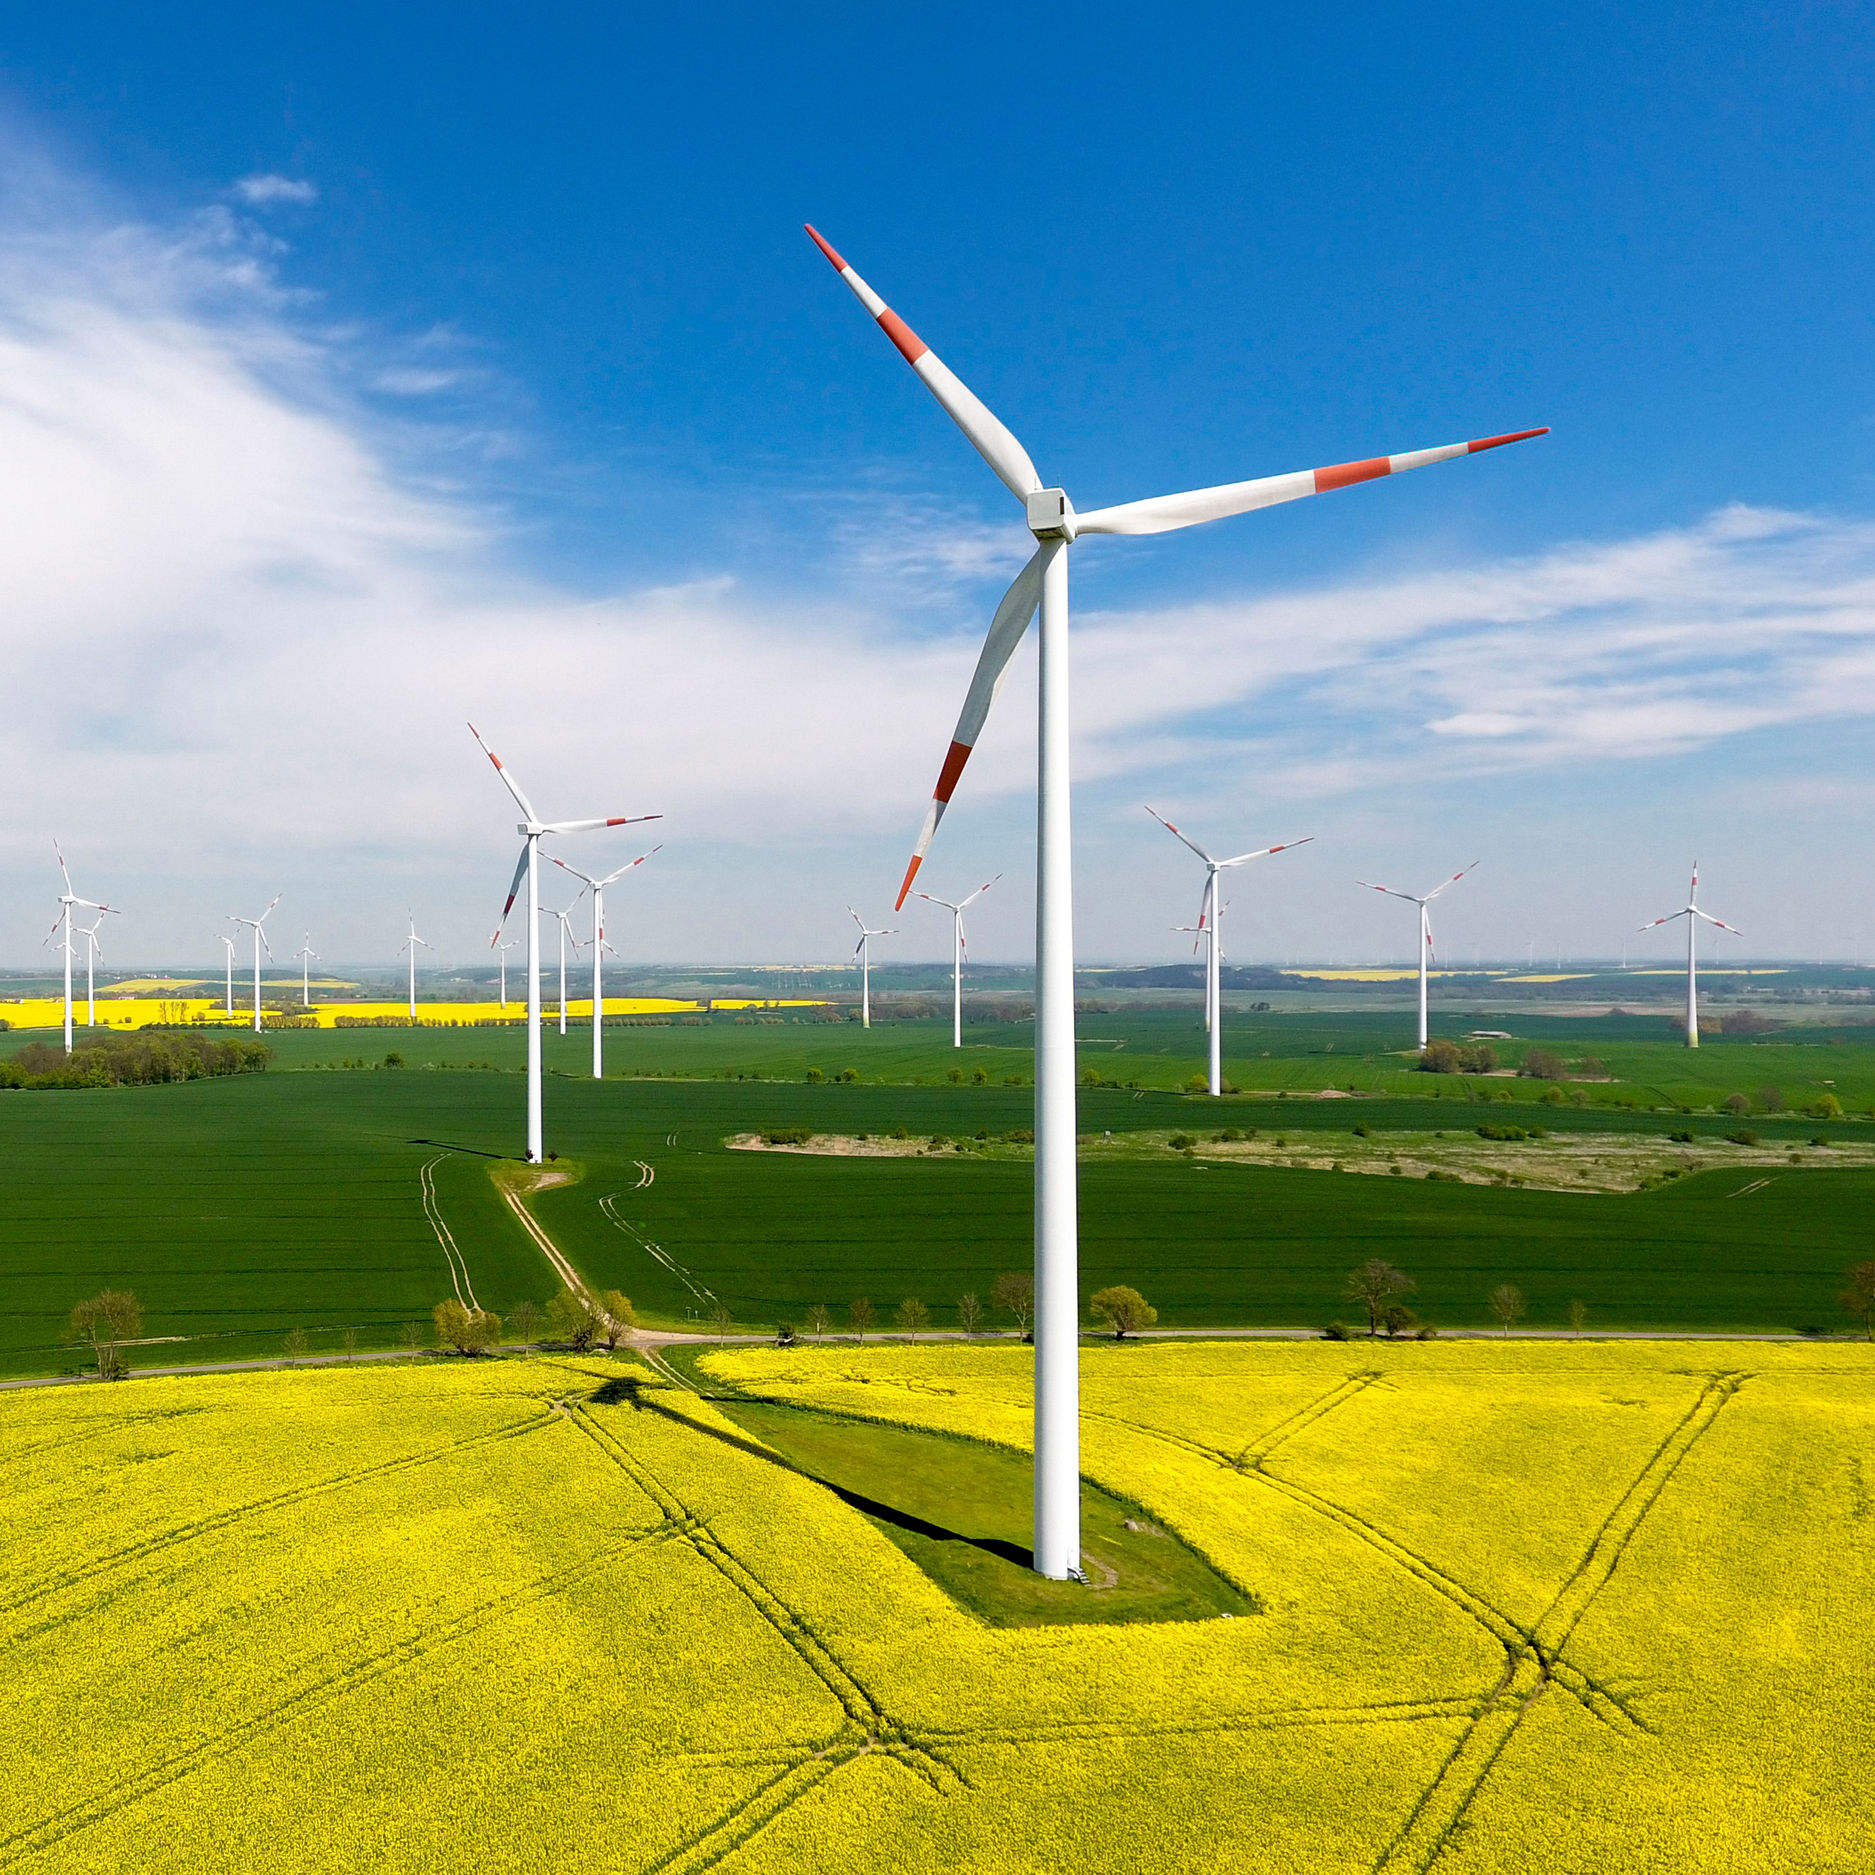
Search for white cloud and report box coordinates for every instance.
[233,174,317,206]
[5,158,1875,966]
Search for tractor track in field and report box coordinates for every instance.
[419,1153,481,1313]
[0,1522,683,1869]
[599,1192,717,1308]
[0,1410,556,1629]
[1370,1371,1749,1874]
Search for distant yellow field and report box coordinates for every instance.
[1,994,828,1033]
[1280,968,1470,982]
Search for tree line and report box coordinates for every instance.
[6,1031,271,1090]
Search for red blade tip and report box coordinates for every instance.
[1467,428,1550,453]
[804,224,847,272]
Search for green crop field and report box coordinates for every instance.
[4,1009,1875,1374]
[3,1340,1869,1871]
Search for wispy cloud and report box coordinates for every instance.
[233,174,317,206]
[4,149,1875,962]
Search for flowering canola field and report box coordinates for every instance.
[2,1342,1869,1872]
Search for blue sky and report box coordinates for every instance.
[2,3,1873,968]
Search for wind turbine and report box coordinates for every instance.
[218,933,237,1016]
[76,918,107,1029]
[1145,808,1311,1096]
[48,842,116,1054]
[848,909,896,1028]
[470,723,659,1163]
[398,914,430,1022]
[1638,862,1742,1048]
[552,846,661,1079]
[227,896,281,1035]
[1356,864,1479,1051]
[809,225,1545,1579]
[917,874,1000,1048]
[295,936,319,1009]
[543,902,583,1036]
[496,938,520,1010]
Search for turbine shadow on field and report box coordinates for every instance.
[408,1138,509,1159]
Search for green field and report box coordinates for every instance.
[4,1340,1869,1871]
[3,1009,1874,1375]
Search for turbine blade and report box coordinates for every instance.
[1696,910,1744,935]
[1143,805,1215,865]
[550,856,600,887]
[53,839,74,895]
[960,873,1002,908]
[496,843,530,931]
[1075,430,1549,537]
[542,814,660,835]
[1637,910,1689,931]
[805,225,1042,501]
[894,547,1046,908]
[468,722,540,821]
[1356,881,1422,904]
[598,844,661,885]
[1422,860,1481,902]
[1219,835,1314,868]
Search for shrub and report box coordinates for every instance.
[383,1051,404,1069]
[1726,1128,1760,1146]
[1669,1129,1695,1144]
[804,1067,824,1083]
[949,1068,964,1084]
[1519,1048,1566,1080]
[836,1067,858,1083]
[1321,1322,1352,1341]
[1214,1127,1244,1142]
[1167,1134,1195,1151]
[1459,1044,1499,1074]
[889,1124,910,1140]
[1723,1092,1751,1116]
[1577,1056,1607,1078]
[971,1067,988,1085]
[1352,1122,1372,1138]
[1757,1085,1786,1113]
[1807,1093,1844,1120]
[762,1126,812,1145]
[1476,1122,1528,1142]
[1184,1073,1209,1093]
[1418,1039,1460,1074]
[1539,1085,1565,1106]
[1002,1127,1033,1145]
[1425,1168,1463,1183]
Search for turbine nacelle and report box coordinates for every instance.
[1026,488,1076,542]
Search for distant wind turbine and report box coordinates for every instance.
[917,874,1000,1048]
[470,723,659,1163]
[227,896,281,1035]
[295,936,319,1009]
[1638,862,1742,1048]
[76,918,107,1030]
[848,910,896,1029]
[496,937,520,1010]
[1146,808,1311,1096]
[1356,863,1480,1051]
[398,914,430,1023]
[543,901,585,1036]
[47,842,116,1054]
[218,933,237,1017]
[553,846,661,1079]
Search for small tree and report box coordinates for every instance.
[283,1327,308,1362]
[957,1291,984,1337]
[1487,1284,1527,1336]
[597,1289,636,1350]
[1419,1039,1461,1074]
[70,1289,141,1381]
[342,1326,359,1362]
[1342,1260,1413,1338]
[1839,1260,1875,1340]
[510,1299,540,1353]
[849,1297,876,1341]
[1089,1285,1157,1339]
[991,1271,1035,1334]
[808,1302,831,1343]
[1568,1298,1588,1333]
[547,1288,604,1352]
[1519,1048,1566,1080]
[708,1298,734,1338]
[1380,1304,1418,1339]
[400,1321,422,1351]
[434,1299,500,1354]
[897,1297,930,1336]
[1723,1092,1750,1117]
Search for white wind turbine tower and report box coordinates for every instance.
[553,846,661,1079]
[543,902,584,1036]
[75,918,108,1029]
[496,938,520,1010]
[398,914,430,1022]
[470,724,659,1164]
[1145,808,1311,1096]
[227,896,281,1035]
[917,874,1000,1048]
[808,222,1546,1582]
[1638,862,1742,1048]
[295,936,319,1009]
[48,842,116,1054]
[848,909,896,1028]
[1356,864,1479,1051]
[218,933,237,1016]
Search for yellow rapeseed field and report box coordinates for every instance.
[2,1342,1868,1871]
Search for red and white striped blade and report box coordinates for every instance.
[542,815,656,835]
[1357,880,1422,904]
[597,845,661,887]
[806,226,1042,503]
[550,855,598,887]
[893,547,1046,908]
[1636,911,1688,932]
[468,722,540,822]
[1143,804,1216,866]
[1696,910,1744,936]
[1423,860,1481,902]
[1220,835,1314,868]
[496,843,530,931]
[1075,430,1548,538]
[960,873,1001,909]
